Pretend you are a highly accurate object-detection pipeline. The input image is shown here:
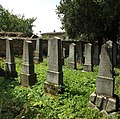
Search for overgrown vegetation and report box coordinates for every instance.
[0,57,120,119]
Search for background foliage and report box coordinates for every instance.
[0,5,36,36]
[56,0,120,42]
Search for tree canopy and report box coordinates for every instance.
[0,5,36,36]
[56,0,120,42]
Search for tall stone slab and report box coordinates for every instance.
[34,38,43,63]
[68,43,76,69]
[89,40,118,113]
[93,44,99,65]
[44,37,63,95]
[4,38,18,80]
[77,41,84,64]
[20,40,37,86]
[84,43,93,71]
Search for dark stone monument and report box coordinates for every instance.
[113,43,117,67]
[84,43,93,71]
[68,43,76,69]
[77,41,84,64]
[34,38,43,63]
[0,68,4,77]
[44,37,64,95]
[20,40,37,86]
[89,40,118,113]
[4,38,18,80]
[93,44,99,65]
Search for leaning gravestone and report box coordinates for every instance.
[44,37,64,95]
[4,38,18,80]
[84,43,93,71]
[89,40,118,113]
[68,43,76,69]
[20,40,37,86]
[34,38,43,63]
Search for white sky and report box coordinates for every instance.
[0,0,63,34]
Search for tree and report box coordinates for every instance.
[0,5,36,36]
[56,0,120,42]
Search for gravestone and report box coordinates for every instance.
[20,40,37,86]
[77,41,84,64]
[62,48,66,65]
[4,38,18,80]
[89,40,118,113]
[93,44,99,65]
[34,38,43,63]
[84,43,93,71]
[44,37,64,95]
[68,43,76,69]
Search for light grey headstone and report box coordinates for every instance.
[68,43,76,69]
[44,37,63,95]
[4,38,18,79]
[84,43,93,71]
[20,40,37,86]
[34,38,43,63]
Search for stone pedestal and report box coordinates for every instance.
[20,73,36,87]
[89,92,118,113]
[34,38,43,63]
[68,43,76,69]
[4,38,18,80]
[44,37,64,95]
[84,43,93,71]
[20,40,37,86]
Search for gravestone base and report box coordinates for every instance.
[68,62,76,69]
[34,51,43,63]
[20,73,37,87]
[4,70,18,80]
[84,64,93,71]
[89,92,118,113]
[44,81,64,95]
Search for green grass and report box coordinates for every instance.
[0,57,120,119]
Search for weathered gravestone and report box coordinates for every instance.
[77,41,84,64]
[34,38,43,63]
[68,43,76,69]
[89,40,118,113]
[20,40,37,86]
[84,43,93,71]
[93,43,99,65]
[4,38,18,80]
[44,37,64,95]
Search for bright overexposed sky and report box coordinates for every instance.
[0,0,63,34]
